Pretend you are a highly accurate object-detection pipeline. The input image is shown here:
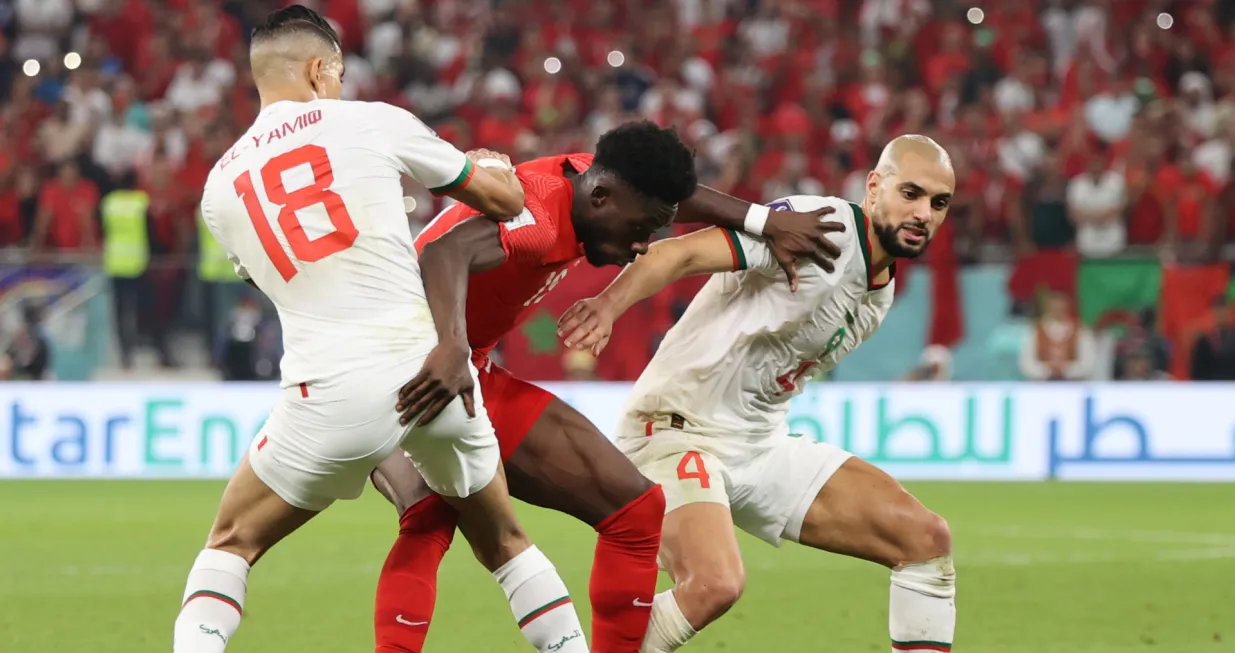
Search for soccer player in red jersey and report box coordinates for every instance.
[369,121,845,653]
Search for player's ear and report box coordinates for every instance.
[590,184,610,208]
[307,57,324,95]
[865,171,881,203]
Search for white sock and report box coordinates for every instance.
[640,590,697,653]
[889,555,956,652]
[493,545,588,653]
[173,549,250,652]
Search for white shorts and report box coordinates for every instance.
[249,358,499,511]
[617,415,853,546]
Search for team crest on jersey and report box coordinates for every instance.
[504,209,537,231]
[821,327,846,357]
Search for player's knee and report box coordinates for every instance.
[677,567,745,622]
[892,508,952,567]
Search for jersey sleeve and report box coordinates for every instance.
[496,173,568,263]
[371,102,473,196]
[720,195,859,293]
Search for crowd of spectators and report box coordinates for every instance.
[3,0,1235,380]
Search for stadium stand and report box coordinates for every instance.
[2,0,1235,383]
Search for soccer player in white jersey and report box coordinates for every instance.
[175,6,588,653]
[557,135,958,653]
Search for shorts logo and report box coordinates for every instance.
[670,414,685,430]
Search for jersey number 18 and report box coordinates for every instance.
[233,144,358,282]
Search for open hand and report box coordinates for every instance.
[396,342,475,427]
[557,298,616,356]
[762,206,844,291]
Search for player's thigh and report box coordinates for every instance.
[250,388,406,517]
[637,445,743,580]
[504,397,654,527]
[207,451,318,566]
[795,456,952,568]
[725,435,854,546]
[400,358,500,500]
[370,452,435,516]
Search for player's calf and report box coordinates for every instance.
[174,455,318,652]
[794,458,956,653]
[504,399,666,653]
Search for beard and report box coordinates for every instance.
[874,219,931,259]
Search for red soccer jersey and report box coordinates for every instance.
[414,153,594,355]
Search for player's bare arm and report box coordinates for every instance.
[446,162,525,219]
[558,227,739,353]
[677,185,843,282]
[461,148,525,221]
[397,219,506,426]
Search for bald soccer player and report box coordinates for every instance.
[175,6,588,652]
[558,135,959,653]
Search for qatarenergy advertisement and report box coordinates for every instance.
[2,382,1233,481]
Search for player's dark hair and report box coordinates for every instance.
[251,4,341,50]
[592,121,698,206]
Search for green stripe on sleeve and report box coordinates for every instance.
[429,157,475,196]
[722,228,748,270]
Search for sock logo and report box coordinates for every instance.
[199,625,227,644]
[548,629,583,651]
[396,614,429,627]
[632,598,654,607]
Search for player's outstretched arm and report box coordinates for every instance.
[397,219,507,426]
[380,103,526,219]
[676,185,843,282]
[447,151,526,219]
[558,228,738,353]
[445,163,525,219]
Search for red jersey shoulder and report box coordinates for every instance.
[516,153,594,178]
[413,200,474,253]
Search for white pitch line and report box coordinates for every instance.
[966,526,1235,547]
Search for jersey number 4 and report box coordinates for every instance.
[233,144,358,282]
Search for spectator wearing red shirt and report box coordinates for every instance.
[31,162,100,252]
[1159,156,1219,257]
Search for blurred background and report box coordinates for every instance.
[6,0,1235,385]
[2,2,1234,652]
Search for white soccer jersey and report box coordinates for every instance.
[200,99,475,391]
[623,195,895,440]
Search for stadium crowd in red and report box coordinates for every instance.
[2,0,1234,379]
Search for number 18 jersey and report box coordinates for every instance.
[200,99,474,391]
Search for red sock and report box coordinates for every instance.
[588,484,666,653]
[374,495,459,653]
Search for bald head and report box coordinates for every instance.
[874,134,954,179]
[250,5,344,100]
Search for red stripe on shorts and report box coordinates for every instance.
[299,382,309,398]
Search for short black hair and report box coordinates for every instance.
[251,4,341,50]
[592,121,698,206]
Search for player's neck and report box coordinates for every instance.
[258,85,320,111]
[861,199,895,283]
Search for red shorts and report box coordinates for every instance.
[475,355,556,461]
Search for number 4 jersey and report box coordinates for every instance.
[623,195,896,441]
[200,99,474,391]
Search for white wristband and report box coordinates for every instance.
[477,157,513,171]
[743,203,770,236]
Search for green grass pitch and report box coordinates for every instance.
[2,481,1233,652]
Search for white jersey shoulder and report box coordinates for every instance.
[623,195,896,440]
[199,99,473,390]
